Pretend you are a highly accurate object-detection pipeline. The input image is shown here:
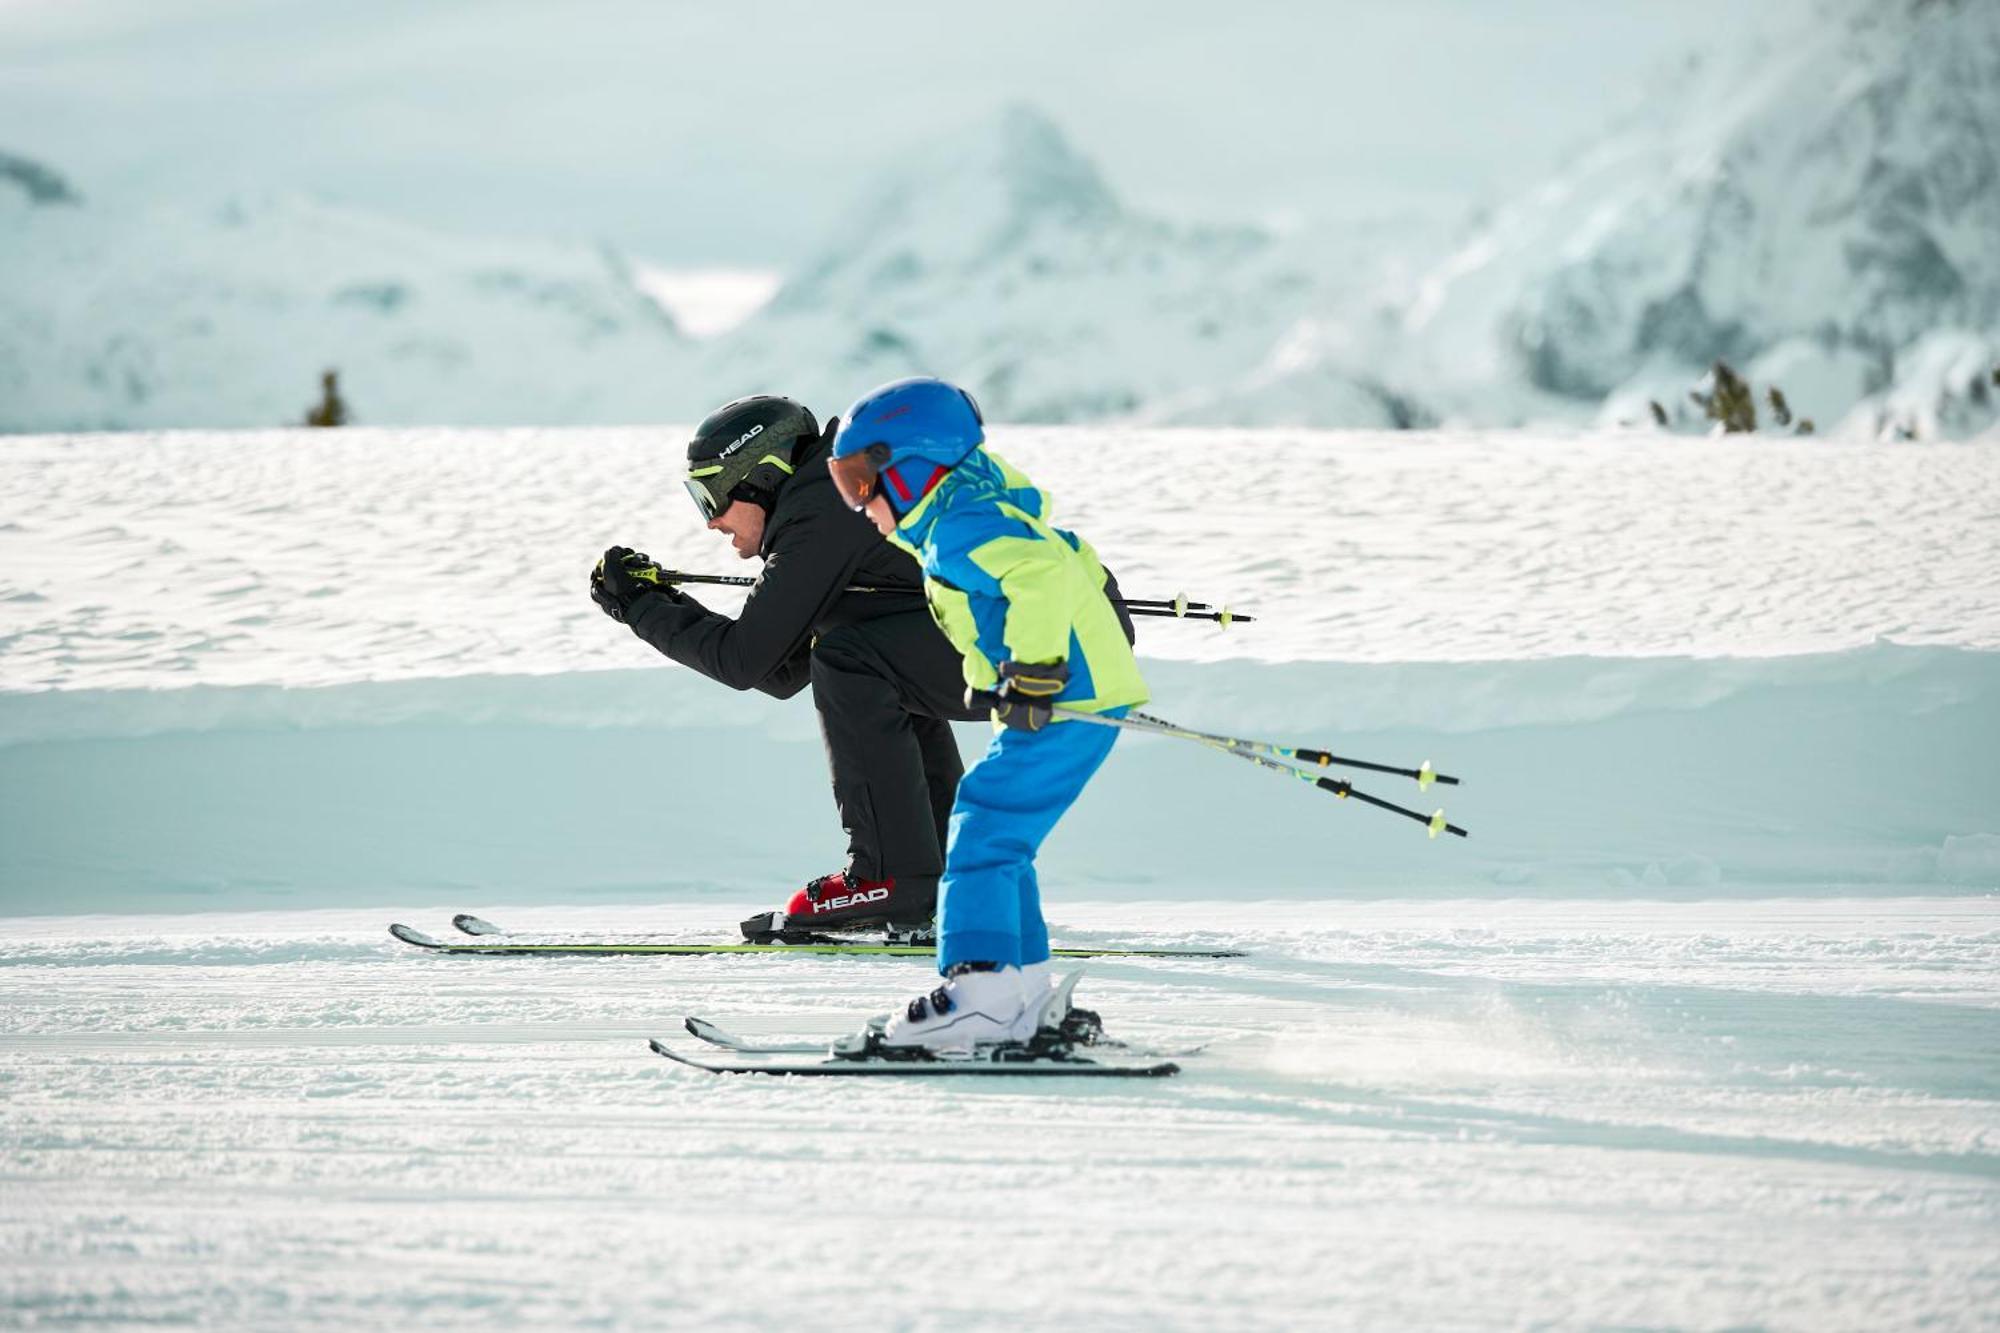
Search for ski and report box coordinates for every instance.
[647,1037,1179,1078]
[684,1015,828,1055]
[684,1014,1208,1059]
[458,911,898,950]
[454,912,864,946]
[389,922,1241,960]
[393,922,931,957]
[455,912,906,947]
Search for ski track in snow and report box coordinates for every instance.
[1,902,1995,1328]
[2,428,1999,692]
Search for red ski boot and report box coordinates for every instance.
[739,871,937,944]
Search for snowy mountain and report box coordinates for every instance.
[7,2,1995,440]
[680,105,1410,425]
[0,153,688,432]
[1376,0,2000,436]
[0,113,1418,433]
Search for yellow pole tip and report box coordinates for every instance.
[1418,761,1435,791]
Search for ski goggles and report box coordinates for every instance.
[683,466,729,522]
[828,443,894,513]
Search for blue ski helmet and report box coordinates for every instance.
[827,377,984,514]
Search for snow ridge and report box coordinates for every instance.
[6,425,1998,694]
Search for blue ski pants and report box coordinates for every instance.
[936,712,1124,973]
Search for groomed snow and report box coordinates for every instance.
[2,901,1994,1327]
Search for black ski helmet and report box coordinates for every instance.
[684,395,819,521]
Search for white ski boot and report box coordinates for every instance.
[877,964,1037,1053]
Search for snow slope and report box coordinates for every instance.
[2,425,1996,911]
[0,168,685,433]
[2,423,1996,1327]
[4,425,1997,692]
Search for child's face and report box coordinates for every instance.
[863,494,898,536]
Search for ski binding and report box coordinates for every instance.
[658,972,1184,1076]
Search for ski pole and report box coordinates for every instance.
[653,569,1254,625]
[1125,711,1459,789]
[1049,706,1468,839]
[1120,594,1213,613]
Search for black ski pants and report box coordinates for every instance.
[809,612,983,886]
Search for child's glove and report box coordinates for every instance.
[591,546,680,623]
[967,660,1069,732]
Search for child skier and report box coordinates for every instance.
[827,377,1148,1051]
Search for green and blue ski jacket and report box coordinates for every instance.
[888,448,1147,716]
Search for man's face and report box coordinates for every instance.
[707,498,767,559]
[862,494,897,537]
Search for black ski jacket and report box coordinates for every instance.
[625,433,930,698]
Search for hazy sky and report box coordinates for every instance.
[1,0,1813,267]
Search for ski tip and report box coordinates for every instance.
[683,1015,768,1051]
[649,1038,729,1074]
[650,1038,708,1068]
[388,922,443,948]
[452,913,505,936]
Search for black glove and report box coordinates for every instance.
[591,546,679,624]
[818,415,840,450]
[966,659,1069,732]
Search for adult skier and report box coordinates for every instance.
[590,395,981,942]
[825,376,1147,1050]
